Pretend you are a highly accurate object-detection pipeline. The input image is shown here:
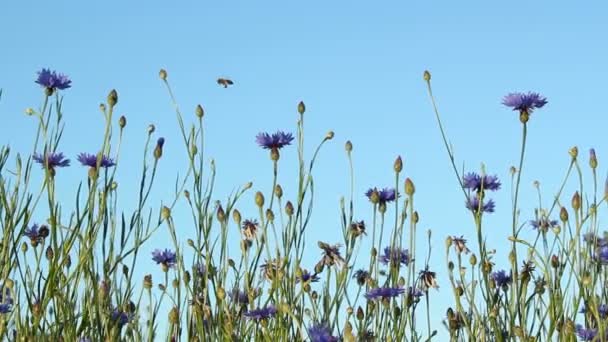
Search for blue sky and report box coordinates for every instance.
[2,1,608,339]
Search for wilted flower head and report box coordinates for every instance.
[244,305,277,320]
[317,241,345,268]
[379,246,410,267]
[466,195,495,214]
[463,172,501,192]
[349,220,366,238]
[365,286,405,300]
[365,187,396,205]
[33,152,70,172]
[451,236,470,254]
[36,68,72,92]
[151,249,177,270]
[77,153,116,168]
[502,92,547,113]
[419,268,439,290]
[575,324,598,341]
[308,323,338,342]
[491,270,512,289]
[529,217,559,233]
[260,258,284,281]
[256,131,294,150]
[296,269,320,283]
[242,219,259,240]
[353,269,370,286]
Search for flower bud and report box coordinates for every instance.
[119,115,126,129]
[298,101,305,115]
[255,191,265,208]
[274,185,283,199]
[216,205,226,222]
[412,211,419,224]
[107,89,118,107]
[325,131,334,140]
[590,148,598,169]
[560,207,569,222]
[159,69,168,80]
[232,209,242,225]
[195,104,204,118]
[154,137,165,160]
[356,306,364,320]
[405,178,415,196]
[161,206,171,220]
[394,156,403,173]
[285,201,294,216]
[345,140,353,153]
[569,146,578,159]
[571,191,581,211]
[168,307,179,324]
[45,246,54,261]
[423,70,431,82]
[148,124,155,134]
[469,254,477,266]
[266,209,275,222]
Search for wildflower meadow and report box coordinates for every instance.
[0,65,605,341]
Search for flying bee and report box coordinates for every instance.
[217,78,234,88]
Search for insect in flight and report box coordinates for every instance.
[217,78,234,88]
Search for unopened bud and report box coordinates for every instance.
[274,185,283,199]
[255,191,265,207]
[232,209,242,224]
[590,148,598,169]
[423,70,431,82]
[266,209,275,222]
[298,101,305,115]
[161,206,171,220]
[285,201,294,216]
[569,146,578,159]
[394,156,403,173]
[345,140,353,153]
[405,178,415,196]
[195,104,204,118]
[107,89,118,107]
[159,69,168,80]
[571,191,581,211]
[560,207,569,222]
[325,131,334,140]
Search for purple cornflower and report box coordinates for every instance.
[575,324,598,341]
[365,187,397,205]
[244,305,277,320]
[353,269,370,286]
[584,232,608,247]
[0,303,11,314]
[595,246,608,265]
[491,270,512,289]
[379,246,410,267]
[502,92,547,114]
[529,217,559,233]
[152,249,177,271]
[35,68,72,92]
[463,172,501,192]
[229,289,249,305]
[24,224,49,247]
[364,286,405,300]
[296,269,320,283]
[33,152,70,172]
[580,303,608,319]
[308,323,338,342]
[77,153,116,168]
[0,287,12,314]
[110,307,133,327]
[256,131,294,150]
[466,195,495,214]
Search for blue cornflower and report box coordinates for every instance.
[255,131,294,150]
[110,307,133,327]
[530,217,559,232]
[365,187,397,205]
[0,303,11,314]
[296,269,320,283]
[244,305,277,320]
[35,68,72,92]
[502,92,547,114]
[575,324,598,341]
[353,269,370,286]
[365,287,405,300]
[152,249,177,271]
[230,288,249,305]
[308,323,338,342]
[466,195,495,214]
[580,303,608,319]
[595,246,608,265]
[379,246,410,267]
[491,270,512,289]
[78,337,91,342]
[33,152,70,172]
[24,224,49,246]
[77,153,116,168]
[463,172,501,192]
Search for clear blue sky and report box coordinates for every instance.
[2,1,608,339]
